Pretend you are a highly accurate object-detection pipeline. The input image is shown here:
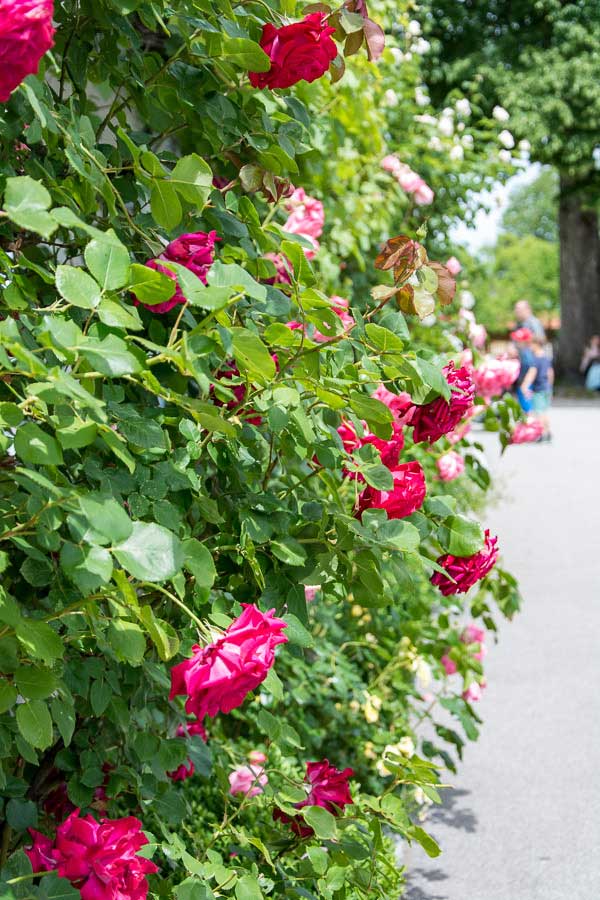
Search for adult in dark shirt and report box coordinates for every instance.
[521,337,554,440]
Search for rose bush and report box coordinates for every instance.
[0,0,525,897]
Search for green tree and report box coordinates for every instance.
[501,168,559,243]
[418,0,600,377]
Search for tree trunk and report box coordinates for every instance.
[557,175,600,380]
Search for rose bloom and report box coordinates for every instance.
[304,585,319,602]
[381,154,401,175]
[441,653,457,675]
[473,358,520,400]
[447,421,472,445]
[0,0,55,103]
[445,256,462,276]
[436,450,464,482]
[461,624,487,661]
[249,13,337,90]
[26,811,158,900]
[372,384,415,426]
[167,759,194,782]
[410,362,475,444]
[357,460,427,520]
[510,417,544,444]
[229,764,268,798]
[132,231,217,314]
[283,187,325,241]
[248,749,267,765]
[413,181,435,205]
[170,604,288,720]
[338,419,405,475]
[274,760,354,837]
[431,529,499,596]
[463,681,485,703]
[470,322,487,350]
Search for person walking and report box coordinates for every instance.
[520,336,554,440]
[514,299,546,341]
[510,327,535,412]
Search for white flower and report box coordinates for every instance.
[498,129,515,149]
[455,98,471,117]
[493,105,510,122]
[407,19,422,36]
[518,139,531,152]
[421,314,437,327]
[413,38,430,55]
[415,86,429,107]
[414,787,433,807]
[396,736,415,758]
[498,149,512,164]
[414,114,437,127]
[442,106,454,118]
[461,133,474,149]
[416,658,432,686]
[384,89,399,107]
[460,290,475,310]
[438,116,454,137]
[449,144,464,161]
[389,46,403,63]
[428,136,443,152]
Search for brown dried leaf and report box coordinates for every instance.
[370,284,399,301]
[396,284,416,314]
[344,28,365,57]
[429,261,457,306]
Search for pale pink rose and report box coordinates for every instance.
[461,624,487,661]
[436,450,465,482]
[304,585,320,602]
[441,654,457,675]
[473,358,520,400]
[283,188,324,240]
[470,323,487,350]
[397,166,424,193]
[413,182,435,205]
[447,421,472,445]
[510,417,544,444]
[381,154,401,175]
[462,681,485,703]
[248,750,267,765]
[445,256,462,276]
[229,764,268,798]
[372,384,414,426]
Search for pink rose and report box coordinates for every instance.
[167,760,194,782]
[132,231,218,314]
[462,681,485,703]
[473,358,520,400]
[470,323,487,350]
[413,182,435,205]
[248,749,267,765]
[445,256,462,276]
[229,764,268,798]
[357,460,427,520]
[25,829,55,873]
[264,252,292,285]
[510,417,544,444]
[381,154,401,175]
[431,530,499,596]
[441,653,457,676]
[0,0,55,103]
[304,585,320,602]
[284,188,325,241]
[436,450,464,482]
[372,384,415,426]
[167,720,207,782]
[461,624,487,661]
[274,760,353,837]
[447,421,472,445]
[396,165,424,194]
[249,14,337,90]
[27,811,158,900]
[169,604,288,720]
[410,362,475,444]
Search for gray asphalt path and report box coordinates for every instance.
[406,402,600,900]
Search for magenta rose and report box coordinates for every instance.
[169,604,288,720]
[338,419,405,476]
[0,0,55,103]
[372,384,415,426]
[274,759,354,836]
[436,450,464,482]
[441,653,457,676]
[357,460,426,520]
[132,231,218,314]
[26,811,158,900]
[249,14,337,90]
[431,529,499,596]
[410,362,475,444]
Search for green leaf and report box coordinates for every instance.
[349,393,393,439]
[6,799,38,831]
[14,423,63,466]
[138,606,180,661]
[408,825,441,858]
[14,666,58,700]
[208,261,267,301]
[231,328,275,384]
[55,265,102,309]
[107,619,146,665]
[270,537,307,567]
[84,236,131,291]
[437,515,485,557]
[151,181,182,231]
[50,697,76,746]
[302,805,338,839]
[97,298,144,331]
[223,37,271,71]
[38,874,80,900]
[170,154,213,205]
[235,876,263,900]
[81,335,143,376]
[16,700,53,750]
[167,264,231,310]
[113,521,184,582]
[377,520,421,552]
[182,539,216,588]
[57,418,98,450]
[15,620,63,663]
[3,176,57,239]
[60,542,113,593]
[79,494,133,544]
[282,613,313,647]
[128,263,176,305]
[0,681,18,714]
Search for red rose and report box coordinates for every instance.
[431,529,499,596]
[357,460,426,519]
[274,759,354,836]
[169,604,288,720]
[338,419,405,477]
[410,362,475,444]
[249,14,337,90]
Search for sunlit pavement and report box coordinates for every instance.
[405,401,600,900]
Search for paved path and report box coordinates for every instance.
[406,403,600,900]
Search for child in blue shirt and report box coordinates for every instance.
[521,338,554,441]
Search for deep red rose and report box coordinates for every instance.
[169,604,288,720]
[0,0,55,103]
[357,460,426,519]
[274,760,354,837]
[410,362,475,444]
[431,529,499,596]
[249,14,337,90]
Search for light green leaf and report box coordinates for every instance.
[3,176,57,239]
[60,542,113,594]
[79,494,133,544]
[15,666,58,700]
[113,521,184,582]
[235,876,263,900]
[14,423,63,466]
[97,298,144,331]
[377,520,421,552]
[107,619,146,665]
[170,154,213,205]
[15,620,63,663]
[223,37,271,71]
[128,263,176,305]
[0,681,18,714]
[50,697,76,746]
[81,334,143,376]
[182,539,216,588]
[16,700,53,750]
[302,805,338,839]
[437,515,485,557]
[151,181,182,231]
[55,265,102,309]
[231,327,275,384]
[84,236,131,291]
[208,261,267,301]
